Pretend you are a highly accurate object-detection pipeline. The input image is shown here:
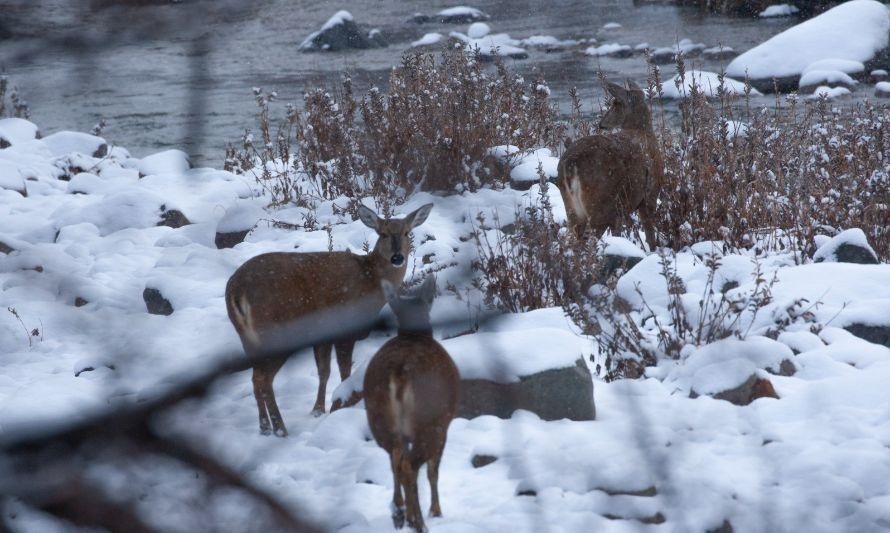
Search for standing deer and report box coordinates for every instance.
[557,80,664,249]
[364,275,459,533]
[225,203,433,436]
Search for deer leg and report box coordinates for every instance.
[251,366,272,436]
[334,340,354,381]
[402,458,426,533]
[252,357,287,437]
[312,344,333,416]
[638,200,657,251]
[427,431,446,518]
[390,447,406,530]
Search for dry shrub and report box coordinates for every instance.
[472,179,597,313]
[226,45,562,210]
[657,61,890,260]
[0,75,31,119]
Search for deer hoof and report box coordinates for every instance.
[392,506,405,529]
[310,407,325,418]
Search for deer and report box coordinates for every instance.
[225,202,433,437]
[557,80,664,250]
[364,275,460,533]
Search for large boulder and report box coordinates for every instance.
[726,1,890,93]
[813,229,879,265]
[458,358,595,420]
[332,322,596,421]
[299,10,386,52]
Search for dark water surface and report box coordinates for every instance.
[1,0,800,165]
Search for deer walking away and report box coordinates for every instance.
[225,203,433,436]
[364,275,460,533]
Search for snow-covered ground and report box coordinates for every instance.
[1,119,890,532]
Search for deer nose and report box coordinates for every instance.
[390,253,405,267]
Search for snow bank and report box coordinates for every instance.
[727,0,890,80]
[0,118,39,146]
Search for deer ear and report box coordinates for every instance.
[606,81,628,102]
[419,275,437,304]
[357,204,380,230]
[626,80,643,94]
[405,203,433,229]
[381,280,399,307]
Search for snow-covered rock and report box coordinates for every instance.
[809,85,852,99]
[508,147,558,190]
[660,70,760,98]
[759,4,800,18]
[299,10,386,52]
[41,131,108,158]
[0,118,39,148]
[467,22,490,39]
[410,32,443,48]
[727,0,890,92]
[876,81,890,97]
[585,42,632,57]
[436,6,489,23]
[798,69,857,92]
[813,228,879,265]
[137,149,191,177]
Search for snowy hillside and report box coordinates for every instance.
[1,119,890,532]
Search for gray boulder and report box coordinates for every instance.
[143,287,173,315]
[813,229,879,265]
[844,324,890,350]
[458,358,595,421]
[300,11,386,52]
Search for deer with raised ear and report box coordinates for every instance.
[225,203,433,437]
[557,80,663,249]
[364,275,459,533]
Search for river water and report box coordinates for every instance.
[2,0,800,166]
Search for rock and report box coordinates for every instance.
[138,149,191,177]
[708,519,734,533]
[650,47,676,65]
[0,117,40,148]
[436,6,490,24]
[299,10,385,52]
[467,22,490,39]
[215,202,262,248]
[0,160,27,196]
[876,81,890,98]
[143,287,173,315]
[0,241,14,254]
[696,374,779,406]
[798,69,857,94]
[597,237,646,280]
[457,358,595,421]
[873,69,889,83]
[586,43,633,58]
[703,46,738,61]
[74,297,88,307]
[844,323,890,349]
[158,207,191,229]
[812,228,879,264]
[41,131,108,158]
[215,230,250,249]
[726,1,890,93]
[471,454,497,468]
